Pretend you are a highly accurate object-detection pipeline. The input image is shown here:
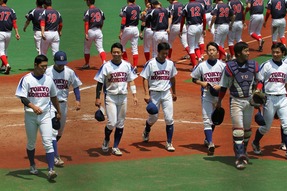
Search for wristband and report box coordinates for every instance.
[130,85,136,94]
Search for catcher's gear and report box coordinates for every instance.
[211,107,225,125]
[146,101,158,115]
[52,112,61,130]
[208,83,219,97]
[250,91,266,108]
[95,106,105,122]
[254,108,266,126]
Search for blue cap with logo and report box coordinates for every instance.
[54,51,68,65]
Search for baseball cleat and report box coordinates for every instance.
[3,66,11,75]
[225,53,231,61]
[54,156,64,167]
[258,39,265,52]
[0,65,5,71]
[81,64,90,69]
[102,140,110,152]
[29,165,38,175]
[47,170,57,180]
[112,147,122,156]
[252,141,262,155]
[165,142,175,152]
[204,139,209,147]
[235,159,246,170]
[280,143,287,151]
[208,142,215,154]
[180,54,190,60]
[142,130,149,142]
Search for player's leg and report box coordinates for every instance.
[272,19,279,44]
[94,29,106,64]
[276,97,287,157]
[120,28,131,61]
[187,25,197,67]
[180,25,190,58]
[242,103,254,156]
[40,32,50,55]
[24,112,39,175]
[249,15,261,46]
[1,32,11,74]
[161,91,175,151]
[167,24,179,58]
[130,27,139,68]
[278,18,286,45]
[50,32,60,56]
[34,31,42,55]
[82,28,95,69]
[143,28,153,61]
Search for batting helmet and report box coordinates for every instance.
[146,101,158,115]
[211,107,225,125]
[52,113,61,130]
[95,108,105,122]
[254,109,266,126]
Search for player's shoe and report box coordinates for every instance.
[235,159,246,170]
[54,156,64,167]
[204,139,209,147]
[0,65,5,71]
[259,39,265,52]
[252,141,262,155]
[3,65,11,75]
[82,64,90,69]
[29,165,38,175]
[280,142,287,151]
[208,142,215,155]
[165,142,175,152]
[142,130,149,142]
[112,147,122,156]
[47,170,57,180]
[180,54,190,60]
[102,140,110,153]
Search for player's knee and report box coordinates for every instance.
[148,115,158,125]
[27,143,36,151]
[43,140,53,153]
[233,128,244,144]
[203,118,212,130]
[165,118,174,126]
[106,125,115,131]
[244,128,252,139]
[259,126,269,135]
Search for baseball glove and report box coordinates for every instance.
[52,113,61,130]
[95,107,105,122]
[211,107,225,125]
[250,91,266,108]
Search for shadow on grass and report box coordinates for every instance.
[6,169,53,182]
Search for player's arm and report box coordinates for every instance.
[13,19,20,40]
[192,77,209,88]
[73,87,81,111]
[209,15,216,32]
[23,19,30,32]
[20,97,43,115]
[51,96,61,119]
[179,15,185,36]
[263,9,271,27]
[58,22,63,37]
[143,78,150,103]
[119,16,126,40]
[95,82,103,107]
[244,2,251,15]
[40,19,46,40]
[170,76,177,101]
[128,81,138,105]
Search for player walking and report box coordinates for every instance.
[245,0,265,51]
[252,43,287,157]
[15,54,61,180]
[141,42,178,152]
[94,42,138,156]
[228,0,245,60]
[119,0,141,73]
[82,0,107,69]
[264,0,287,45]
[23,0,44,55]
[146,0,170,58]
[210,0,234,61]
[40,0,63,56]
[180,0,206,68]
[191,42,226,155]
[216,42,260,169]
[0,0,20,75]
[166,0,189,59]
[45,51,82,166]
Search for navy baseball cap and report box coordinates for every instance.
[54,51,68,65]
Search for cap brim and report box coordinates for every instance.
[55,60,68,65]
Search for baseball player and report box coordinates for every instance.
[0,0,20,75]
[119,0,141,73]
[191,42,226,155]
[23,0,44,55]
[216,42,260,169]
[227,0,245,60]
[252,43,287,157]
[139,2,153,61]
[210,0,235,61]
[15,54,61,180]
[141,42,178,152]
[45,51,82,166]
[264,0,287,45]
[245,0,265,51]
[166,0,189,59]
[40,0,63,56]
[180,0,206,68]
[146,0,170,58]
[94,42,138,156]
[82,0,107,69]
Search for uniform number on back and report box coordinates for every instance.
[219,7,230,17]
[252,0,263,6]
[47,13,58,23]
[190,6,201,17]
[91,12,102,23]
[130,10,138,20]
[0,11,11,21]
[232,4,242,14]
[275,1,282,11]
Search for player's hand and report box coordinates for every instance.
[243,23,247,30]
[172,94,177,102]
[144,95,150,104]
[202,30,206,37]
[58,31,62,37]
[85,33,89,41]
[263,22,266,28]
[95,99,101,108]
[202,82,209,88]
[32,106,43,115]
[75,101,81,111]
[166,28,170,34]
[133,97,138,105]
[23,27,26,32]
[42,34,46,40]
[213,84,221,91]
[15,34,20,40]
[56,112,61,120]
[118,32,122,40]
[139,33,143,40]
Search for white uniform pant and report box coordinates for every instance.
[202,94,218,130]
[248,14,264,36]
[214,24,229,48]
[105,94,127,130]
[34,31,42,55]
[25,111,54,153]
[143,27,153,53]
[84,27,105,54]
[199,12,213,44]
[40,31,60,56]
[0,31,11,56]
[259,95,287,135]
[120,26,139,55]
[228,21,243,46]
[272,18,286,42]
[152,30,168,58]
[187,24,202,54]
[51,101,67,140]
[168,24,188,49]
[147,90,174,126]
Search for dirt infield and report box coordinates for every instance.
[0,26,284,169]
